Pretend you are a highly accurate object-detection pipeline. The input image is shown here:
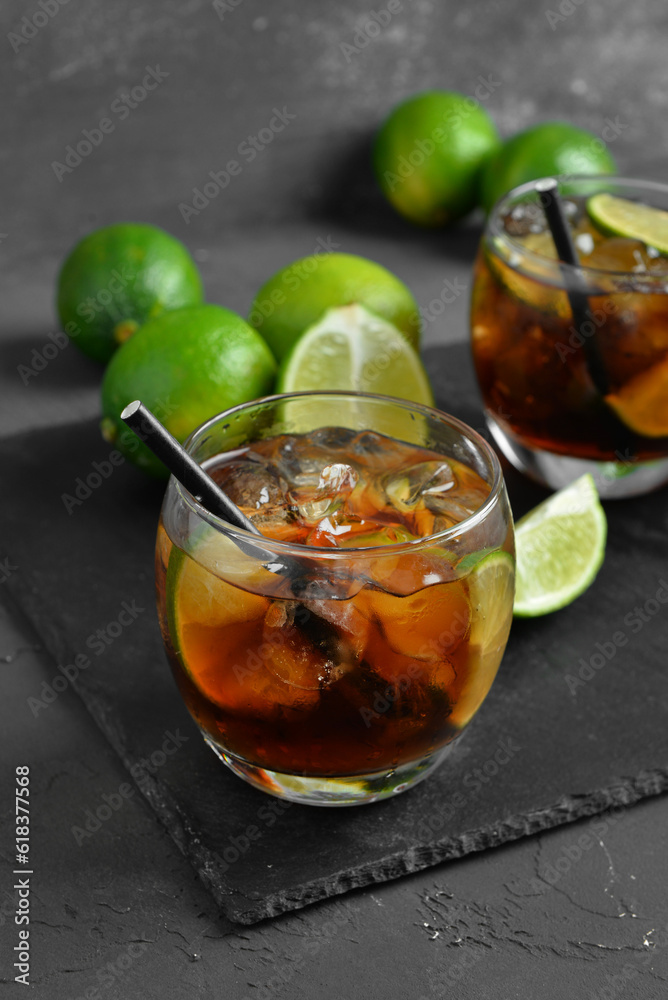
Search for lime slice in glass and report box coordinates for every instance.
[605,354,668,437]
[466,550,515,647]
[513,474,607,618]
[587,193,668,254]
[487,240,572,319]
[166,527,273,643]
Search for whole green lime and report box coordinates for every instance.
[249,252,420,362]
[101,305,277,477]
[373,90,501,226]
[480,121,617,214]
[57,223,203,363]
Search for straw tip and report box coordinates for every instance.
[535,177,558,193]
[120,400,142,420]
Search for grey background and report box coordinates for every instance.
[2,1,668,998]
[3,0,668,436]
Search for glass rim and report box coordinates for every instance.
[173,390,505,558]
[487,173,668,286]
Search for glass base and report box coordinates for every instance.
[203,735,457,807]
[486,414,668,500]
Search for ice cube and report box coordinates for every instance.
[585,237,654,273]
[297,497,341,524]
[647,252,668,276]
[262,602,331,690]
[425,494,476,517]
[384,460,455,511]
[351,430,388,456]
[320,462,359,493]
[522,232,558,259]
[417,506,472,536]
[502,201,546,237]
[574,232,595,256]
[306,426,357,451]
[271,435,326,486]
[213,457,303,538]
[302,597,370,676]
[262,597,368,689]
[250,507,301,541]
[350,430,416,470]
[288,462,359,524]
[214,459,284,511]
[306,512,365,547]
[291,462,358,499]
[424,482,484,527]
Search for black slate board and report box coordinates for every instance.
[3,343,668,924]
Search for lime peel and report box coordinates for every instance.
[57,222,204,364]
[587,193,668,255]
[513,474,607,618]
[250,252,421,361]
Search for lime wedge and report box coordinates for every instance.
[605,354,668,437]
[165,526,273,647]
[486,241,572,319]
[587,194,668,254]
[276,304,434,405]
[513,474,606,618]
[466,550,515,647]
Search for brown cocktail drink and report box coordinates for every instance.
[471,176,668,497]
[156,394,514,805]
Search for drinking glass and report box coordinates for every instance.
[471,175,668,497]
[155,392,515,806]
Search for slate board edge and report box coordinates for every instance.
[226,768,668,923]
[6,571,668,925]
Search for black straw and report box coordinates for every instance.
[535,177,582,264]
[535,178,609,397]
[120,400,260,535]
[119,401,354,604]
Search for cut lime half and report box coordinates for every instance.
[513,474,607,618]
[276,303,434,440]
[276,304,434,404]
[587,194,668,255]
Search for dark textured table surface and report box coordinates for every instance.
[3,1,668,997]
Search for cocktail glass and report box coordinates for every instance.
[155,392,515,806]
[471,175,668,498]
